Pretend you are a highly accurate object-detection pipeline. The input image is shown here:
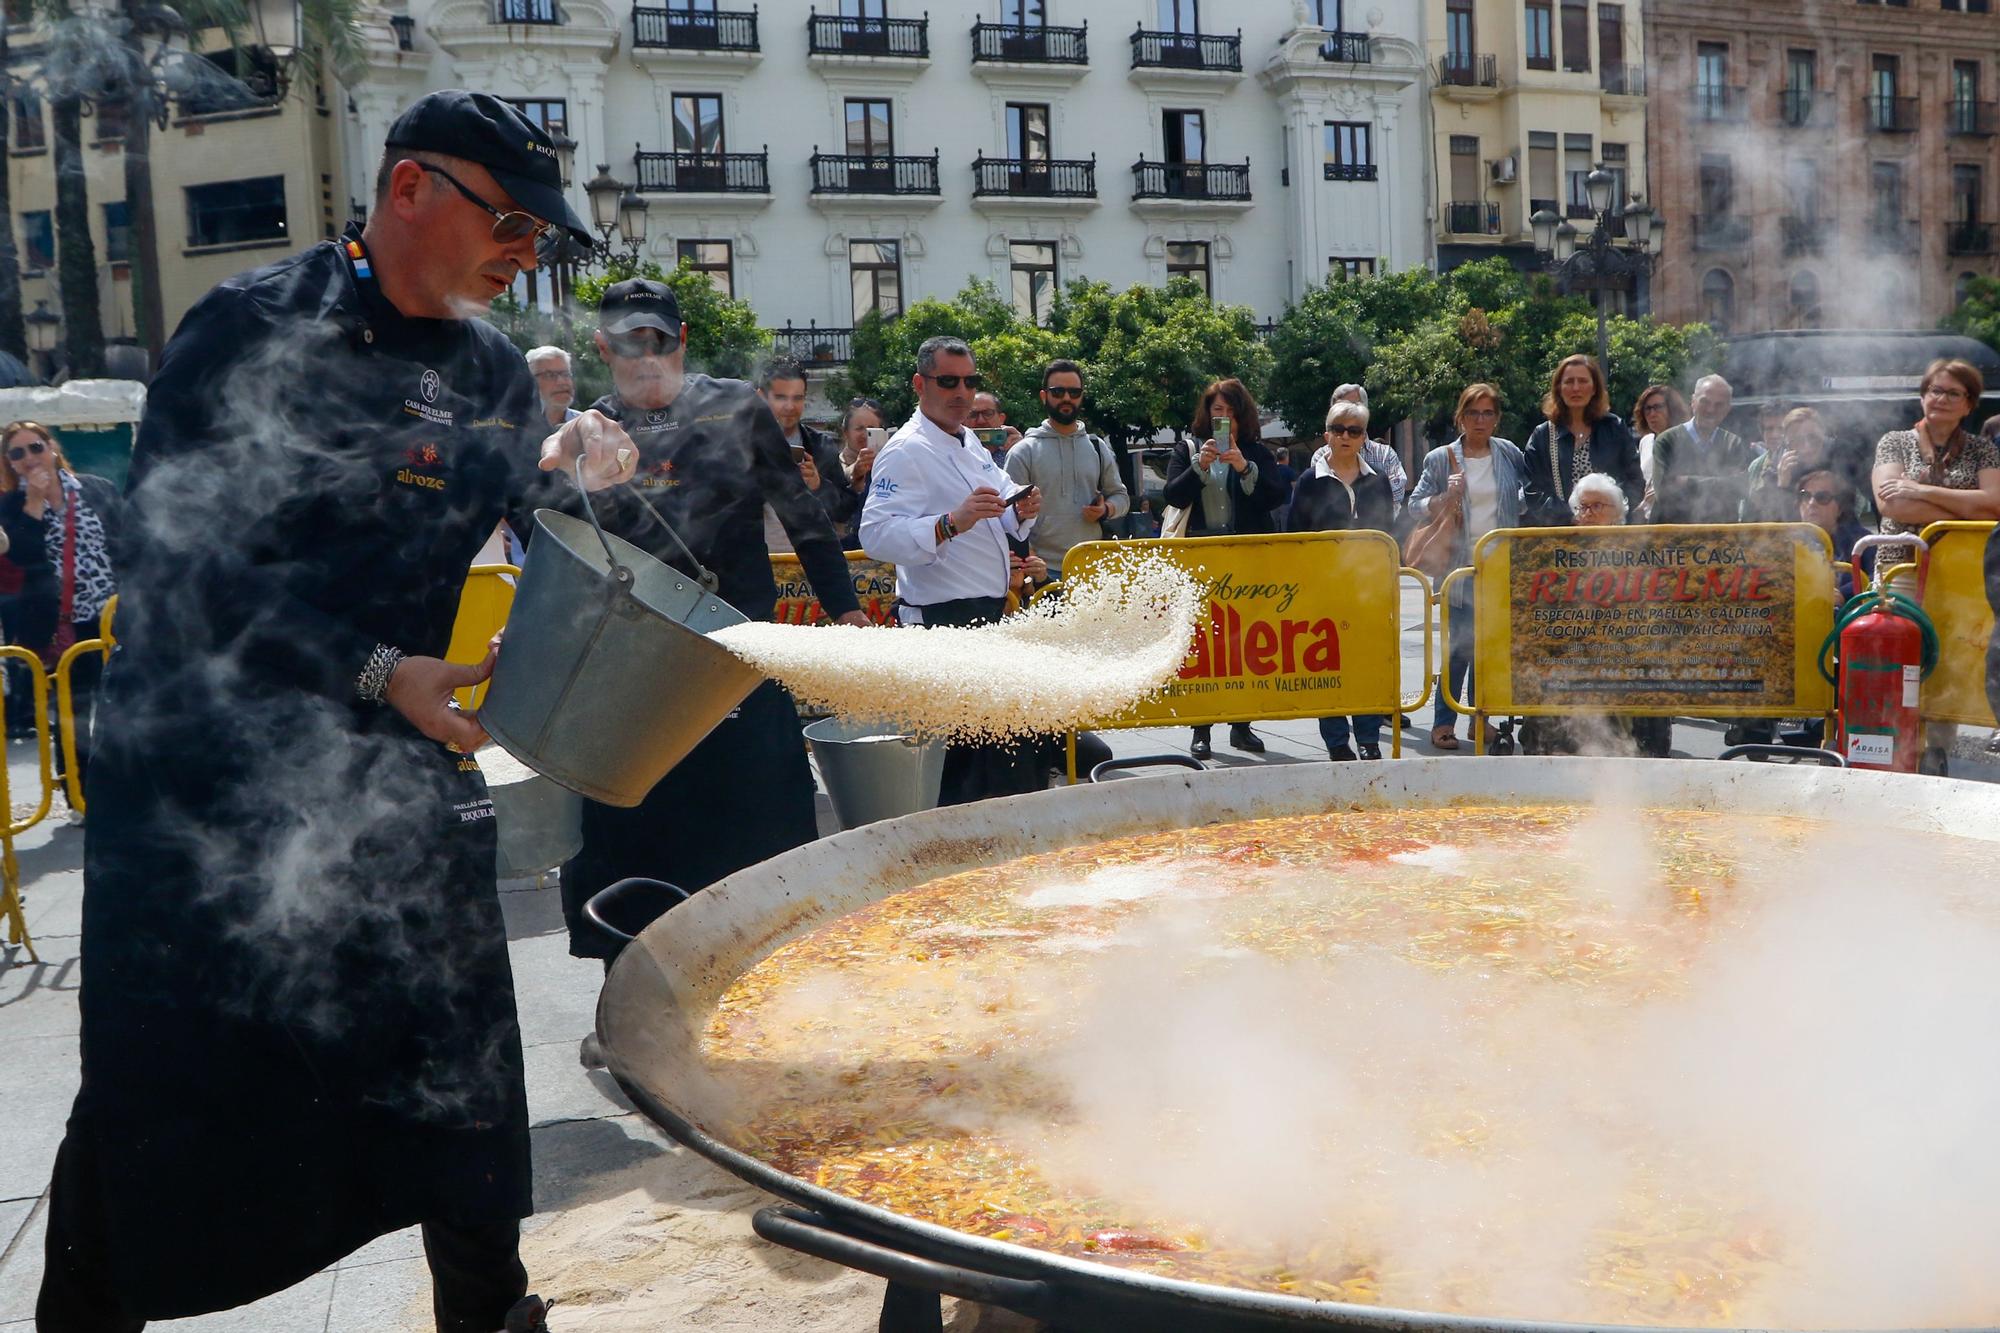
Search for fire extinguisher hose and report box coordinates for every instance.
[1816,589,1941,686]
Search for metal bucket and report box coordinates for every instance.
[486,766,583,880]
[803,717,945,830]
[481,505,764,808]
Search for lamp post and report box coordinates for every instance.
[119,0,189,370]
[546,166,648,317]
[1531,166,1663,382]
[25,299,60,379]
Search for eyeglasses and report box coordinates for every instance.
[1575,501,1619,516]
[924,373,983,390]
[1462,408,1498,421]
[6,439,46,462]
[1044,385,1083,399]
[532,369,572,381]
[603,328,678,359]
[1327,425,1367,438]
[421,164,555,246]
[1798,488,1838,505]
[1923,386,1970,403]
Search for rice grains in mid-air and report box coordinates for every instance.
[711,552,1205,742]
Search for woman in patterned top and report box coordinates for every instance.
[1872,358,2000,581]
[0,421,123,788]
[1520,355,1644,525]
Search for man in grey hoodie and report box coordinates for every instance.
[1004,358,1131,576]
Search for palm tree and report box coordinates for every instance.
[0,24,30,363]
[38,0,105,377]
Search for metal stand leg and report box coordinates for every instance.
[879,1282,944,1333]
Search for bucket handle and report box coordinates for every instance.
[570,456,721,594]
[583,876,692,945]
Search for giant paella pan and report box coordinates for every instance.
[595,757,2000,1331]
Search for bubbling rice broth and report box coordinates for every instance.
[700,806,2000,1327]
[711,552,1205,741]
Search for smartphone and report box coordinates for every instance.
[1004,485,1036,512]
[1214,417,1233,450]
[978,427,1010,451]
[790,443,807,463]
[865,427,890,452]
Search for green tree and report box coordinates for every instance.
[1072,279,1270,443]
[829,281,1027,424]
[1549,310,1721,422]
[1366,309,1510,441]
[1942,275,2000,353]
[1265,267,1465,441]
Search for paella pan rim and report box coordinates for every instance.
[597,756,2000,1333]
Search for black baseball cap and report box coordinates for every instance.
[597,279,683,340]
[383,89,593,249]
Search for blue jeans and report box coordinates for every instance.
[1435,597,1476,730]
[1320,714,1385,751]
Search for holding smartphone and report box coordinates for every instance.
[1003,484,1037,512]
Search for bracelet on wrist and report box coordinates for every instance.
[356,644,406,705]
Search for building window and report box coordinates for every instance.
[850,239,902,320]
[1699,154,1734,218]
[12,90,43,151]
[1163,109,1204,164]
[677,239,733,297]
[1563,133,1593,216]
[1787,157,1822,221]
[92,98,127,143]
[1527,129,1558,218]
[1445,0,1474,67]
[1330,256,1377,279]
[1524,0,1553,70]
[20,210,51,272]
[1700,269,1734,334]
[1323,121,1375,180]
[1010,240,1057,324]
[1695,41,1729,118]
[1165,240,1210,296]
[1871,161,1904,227]
[103,200,131,264]
[1156,0,1198,32]
[1597,4,1625,90]
[1314,0,1342,27]
[845,98,893,157]
[185,175,288,248]
[1784,49,1817,125]
[1006,102,1050,162]
[1601,141,1628,209]
[673,93,725,154]
[1449,134,1480,203]
[1002,0,1044,23]
[1955,164,1983,224]
[504,98,568,137]
[1787,272,1822,329]
[179,47,283,116]
[1559,0,1588,72]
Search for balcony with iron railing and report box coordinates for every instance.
[1447,201,1501,235]
[1129,26,1241,73]
[766,323,854,368]
[1781,214,1827,256]
[1865,94,1918,133]
[1948,99,1997,137]
[634,149,769,194]
[1693,214,1750,250]
[1131,159,1251,202]
[633,6,758,51]
[1319,30,1370,63]
[972,155,1097,199]
[808,10,928,57]
[810,151,940,195]
[971,20,1086,64]
[1599,63,1644,96]
[1867,216,1916,251]
[1690,84,1746,122]
[1949,220,1994,255]
[1777,89,1828,128]
[1438,53,1498,89]
[1325,161,1378,182]
[494,0,559,23]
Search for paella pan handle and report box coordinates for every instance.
[583,877,692,945]
[753,1205,1056,1319]
[1718,744,1847,768]
[1088,754,1207,782]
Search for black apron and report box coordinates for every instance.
[57,231,544,1316]
[906,595,1044,807]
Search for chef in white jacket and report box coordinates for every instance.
[860,335,1046,801]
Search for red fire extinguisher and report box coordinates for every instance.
[1827,535,1936,773]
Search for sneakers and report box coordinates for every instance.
[1228,723,1265,754]
[1326,744,1358,761]
[1357,743,1382,761]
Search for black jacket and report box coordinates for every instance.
[77,228,552,1316]
[1161,434,1288,535]
[578,380,860,622]
[799,420,859,531]
[1288,464,1397,534]
[1521,415,1645,525]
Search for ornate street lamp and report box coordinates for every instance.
[1531,166,1660,382]
[617,190,648,249]
[25,301,60,355]
[549,130,576,188]
[585,164,625,237]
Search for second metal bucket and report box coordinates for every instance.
[482,508,763,808]
[803,717,945,830]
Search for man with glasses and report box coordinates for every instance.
[1649,374,1752,524]
[35,90,631,1333]
[1003,359,1130,574]
[861,336,1046,803]
[557,280,867,977]
[966,390,1021,460]
[526,344,579,428]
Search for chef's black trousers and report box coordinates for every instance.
[904,596,1044,806]
[37,1135,528,1333]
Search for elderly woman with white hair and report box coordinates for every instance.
[1568,470,1628,525]
[1290,398,1398,759]
[1330,382,1407,506]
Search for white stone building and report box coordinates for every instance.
[342,0,1431,344]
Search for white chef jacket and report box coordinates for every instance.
[860,409,1037,624]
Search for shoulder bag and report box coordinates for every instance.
[1157,439,1194,539]
[1402,448,1462,580]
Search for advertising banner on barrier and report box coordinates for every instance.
[1470,524,1837,715]
[1914,520,1998,728]
[1062,531,1404,728]
[771,553,900,626]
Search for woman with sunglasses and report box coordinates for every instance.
[1162,377,1287,760]
[0,421,122,780]
[1289,398,1397,759]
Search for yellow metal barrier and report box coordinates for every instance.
[445,564,520,711]
[1907,521,1997,729]
[0,649,54,961]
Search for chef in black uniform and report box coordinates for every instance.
[557,280,866,967]
[36,92,637,1332]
